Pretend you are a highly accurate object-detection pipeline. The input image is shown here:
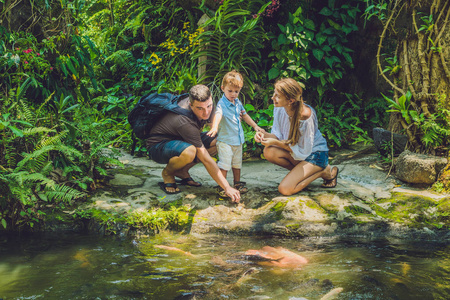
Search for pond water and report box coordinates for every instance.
[0,232,448,300]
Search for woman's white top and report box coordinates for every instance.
[271,104,328,161]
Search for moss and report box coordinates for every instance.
[345,205,372,216]
[286,223,300,230]
[270,201,287,220]
[126,206,192,233]
[110,167,147,177]
[371,193,439,227]
[305,199,321,210]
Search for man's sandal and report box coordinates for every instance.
[176,177,202,187]
[321,167,339,188]
[234,181,248,194]
[158,182,181,194]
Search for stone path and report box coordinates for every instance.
[86,148,450,239]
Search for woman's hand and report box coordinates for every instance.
[261,137,278,147]
[254,131,264,143]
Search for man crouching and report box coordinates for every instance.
[146,84,240,203]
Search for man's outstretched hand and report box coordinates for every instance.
[224,186,240,203]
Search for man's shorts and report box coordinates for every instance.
[148,132,215,164]
[216,141,243,171]
[304,151,328,169]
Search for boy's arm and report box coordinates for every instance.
[207,112,222,137]
[242,113,265,133]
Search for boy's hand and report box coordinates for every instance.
[254,126,266,133]
[207,128,218,137]
[254,131,264,143]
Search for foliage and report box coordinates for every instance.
[268,1,359,104]
[316,93,388,147]
[126,205,192,233]
[81,0,199,96]
[382,91,450,150]
[243,103,274,155]
[192,0,270,101]
[362,0,450,155]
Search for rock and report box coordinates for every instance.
[394,150,448,184]
[373,127,408,156]
[109,174,143,186]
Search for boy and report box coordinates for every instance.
[207,70,265,196]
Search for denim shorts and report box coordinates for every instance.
[304,151,328,169]
[148,132,215,164]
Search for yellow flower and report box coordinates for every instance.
[183,22,190,29]
[149,52,161,65]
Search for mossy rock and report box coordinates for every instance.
[344,205,372,216]
[371,193,439,227]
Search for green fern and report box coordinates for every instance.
[105,50,137,75]
[45,184,86,203]
[192,0,269,102]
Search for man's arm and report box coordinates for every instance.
[196,146,240,203]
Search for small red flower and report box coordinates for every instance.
[24,61,28,64]
[50,67,53,70]
[36,53,40,56]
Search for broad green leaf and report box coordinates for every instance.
[327,19,341,30]
[310,68,325,77]
[278,34,287,45]
[65,59,78,77]
[268,67,280,80]
[319,7,333,16]
[1,219,6,229]
[316,34,327,45]
[245,104,256,112]
[9,126,24,137]
[313,49,324,61]
[304,19,315,30]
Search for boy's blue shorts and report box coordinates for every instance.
[148,132,215,164]
[304,151,328,169]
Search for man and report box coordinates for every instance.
[146,84,240,203]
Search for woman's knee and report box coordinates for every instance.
[278,183,294,196]
[263,146,276,162]
[278,181,306,196]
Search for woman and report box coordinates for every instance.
[254,78,338,196]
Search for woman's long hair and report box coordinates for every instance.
[274,78,304,145]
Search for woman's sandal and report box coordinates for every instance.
[321,167,339,188]
[234,181,248,194]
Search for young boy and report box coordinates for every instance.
[207,70,265,196]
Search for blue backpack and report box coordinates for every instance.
[128,92,192,154]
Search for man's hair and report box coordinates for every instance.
[189,84,211,103]
[221,70,243,89]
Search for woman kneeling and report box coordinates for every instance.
[254,78,338,196]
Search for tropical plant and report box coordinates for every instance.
[268,1,359,104]
[192,0,270,102]
[364,0,450,153]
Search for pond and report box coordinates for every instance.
[0,232,448,299]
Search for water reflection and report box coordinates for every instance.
[0,232,448,299]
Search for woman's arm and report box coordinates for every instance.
[261,137,292,152]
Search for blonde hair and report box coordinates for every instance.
[222,70,244,88]
[274,78,304,145]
